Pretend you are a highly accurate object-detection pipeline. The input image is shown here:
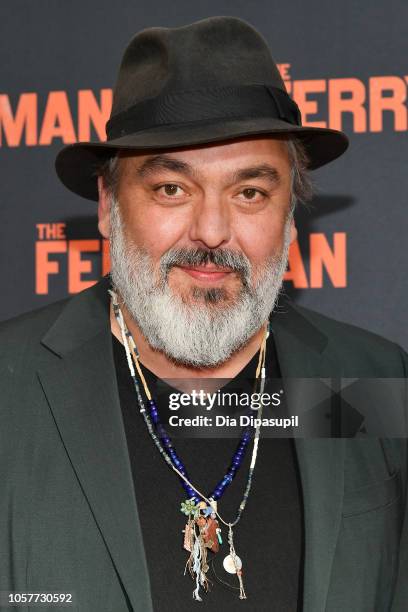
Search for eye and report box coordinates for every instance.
[155,183,185,197]
[242,188,257,199]
[237,188,267,202]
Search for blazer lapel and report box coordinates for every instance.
[37,278,153,612]
[272,301,345,612]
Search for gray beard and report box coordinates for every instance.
[109,196,291,368]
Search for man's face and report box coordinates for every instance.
[98,137,298,367]
[99,137,296,297]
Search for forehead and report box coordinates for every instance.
[117,136,291,177]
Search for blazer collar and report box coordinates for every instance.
[39,276,153,612]
[39,277,344,612]
[272,296,345,612]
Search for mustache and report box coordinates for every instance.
[159,247,252,285]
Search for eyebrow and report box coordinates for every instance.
[136,155,193,178]
[136,154,282,187]
[232,164,282,187]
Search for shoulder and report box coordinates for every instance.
[287,299,407,376]
[0,299,71,409]
[292,300,399,351]
[0,298,69,364]
[0,298,69,347]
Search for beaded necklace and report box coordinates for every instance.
[110,289,269,601]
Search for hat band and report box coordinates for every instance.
[106,85,301,140]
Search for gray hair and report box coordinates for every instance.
[286,137,314,212]
[98,135,313,213]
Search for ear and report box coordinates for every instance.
[289,216,298,244]
[97,176,111,239]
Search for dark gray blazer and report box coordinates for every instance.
[1,277,407,612]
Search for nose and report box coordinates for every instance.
[188,191,232,249]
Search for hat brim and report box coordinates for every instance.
[55,117,349,201]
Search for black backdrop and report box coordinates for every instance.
[1,0,407,349]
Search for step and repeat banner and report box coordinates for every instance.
[1,0,407,349]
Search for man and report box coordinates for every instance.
[0,16,407,612]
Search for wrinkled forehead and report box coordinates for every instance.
[116,135,292,181]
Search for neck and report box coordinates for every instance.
[110,300,267,380]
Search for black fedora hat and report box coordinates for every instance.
[55,16,349,201]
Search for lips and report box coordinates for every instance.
[177,265,233,280]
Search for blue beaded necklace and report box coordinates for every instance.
[149,394,253,504]
[110,290,269,601]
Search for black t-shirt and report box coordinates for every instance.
[113,328,304,612]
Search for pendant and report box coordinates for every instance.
[180,499,221,553]
[180,498,223,600]
[223,553,242,574]
[183,521,194,552]
[202,516,221,553]
[226,524,247,599]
